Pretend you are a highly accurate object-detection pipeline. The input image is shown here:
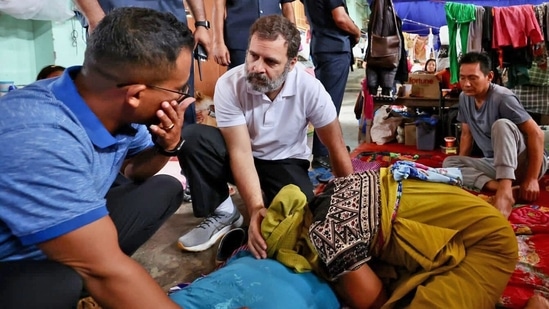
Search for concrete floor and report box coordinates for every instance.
[132,67,365,291]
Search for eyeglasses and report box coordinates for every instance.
[117,83,192,103]
[146,84,192,103]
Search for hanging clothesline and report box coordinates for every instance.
[402,18,440,30]
[404,28,436,33]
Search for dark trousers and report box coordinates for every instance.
[178,124,314,217]
[184,102,196,126]
[0,174,183,309]
[366,66,398,95]
[184,62,197,126]
[311,52,351,157]
[228,49,247,70]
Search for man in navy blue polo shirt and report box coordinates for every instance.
[212,0,296,69]
[0,8,193,309]
[75,0,212,126]
[301,0,361,169]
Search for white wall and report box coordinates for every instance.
[51,19,86,68]
[0,14,42,85]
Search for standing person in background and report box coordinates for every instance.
[212,0,296,70]
[300,0,361,169]
[74,0,212,126]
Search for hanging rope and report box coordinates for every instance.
[402,18,440,30]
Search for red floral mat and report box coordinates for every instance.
[351,142,450,168]
[352,142,549,308]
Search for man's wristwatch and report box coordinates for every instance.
[154,137,185,156]
[194,21,210,30]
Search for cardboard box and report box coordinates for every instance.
[408,73,440,99]
[404,123,416,146]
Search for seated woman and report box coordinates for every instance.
[308,168,518,309]
[424,58,437,74]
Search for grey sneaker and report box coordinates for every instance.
[178,207,244,252]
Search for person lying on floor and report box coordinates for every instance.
[172,170,518,309]
[0,8,194,309]
[308,168,518,309]
[177,14,353,256]
[170,185,339,309]
[442,52,548,219]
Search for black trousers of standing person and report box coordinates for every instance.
[0,174,183,309]
[311,52,351,158]
[178,124,314,218]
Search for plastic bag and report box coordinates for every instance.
[370,105,403,145]
[0,0,74,21]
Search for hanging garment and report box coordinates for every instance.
[503,46,533,88]
[426,29,435,60]
[492,5,543,49]
[445,2,476,84]
[527,57,549,86]
[533,4,548,63]
[437,44,450,72]
[481,6,493,52]
[481,6,502,84]
[467,6,485,53]
[403,32,418,59]
[544,3,549,49]
[413,36,427,62]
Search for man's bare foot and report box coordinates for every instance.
[524,294,549,309]
[493,189,515,219]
